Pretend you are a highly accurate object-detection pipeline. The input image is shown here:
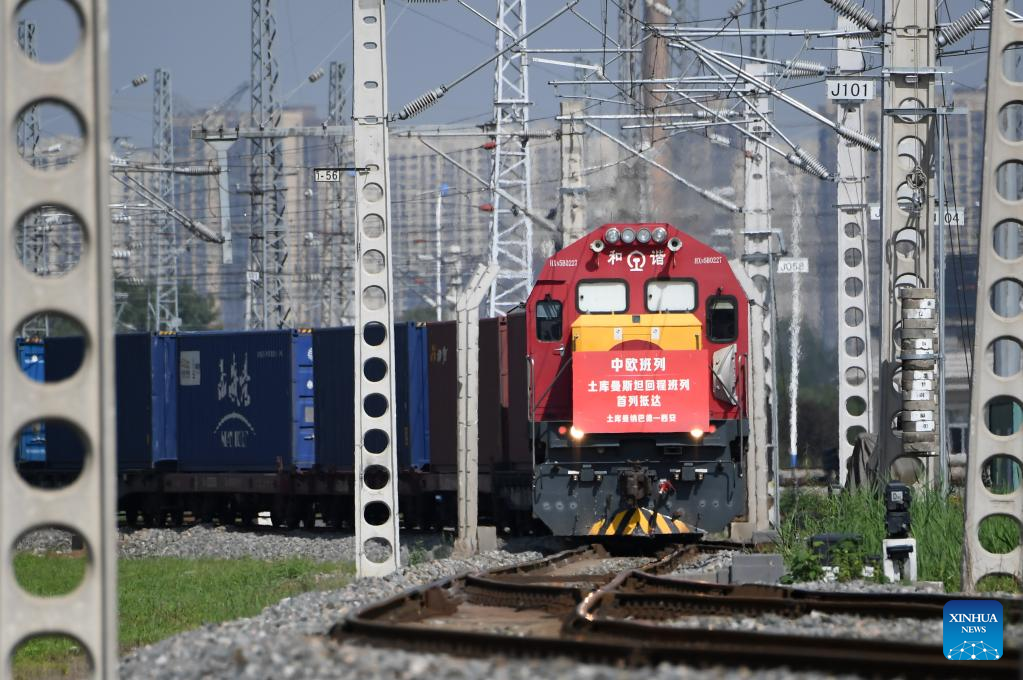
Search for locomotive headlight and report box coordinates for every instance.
[620,228,636,244]
[569,425,585,441]
[652,226,668,243]
[689,428,704,440]
[604,227,621,244]
[636,228,652,244]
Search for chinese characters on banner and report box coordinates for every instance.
[572,350,710,433]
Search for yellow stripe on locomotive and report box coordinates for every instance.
[570,313,702,352]
[587,507,691,536]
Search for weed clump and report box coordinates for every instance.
[778,485,1021,592]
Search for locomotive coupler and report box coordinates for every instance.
[618,465,651,504]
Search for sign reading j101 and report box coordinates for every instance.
[826,79,875,101]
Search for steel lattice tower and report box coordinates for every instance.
[488,0,534,316]
[249,0,289,328]
[615,1,646,223]
[151,68,179,331]
[16,21,48,337]
[324,61,349,326]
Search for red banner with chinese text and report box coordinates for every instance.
[572,350,711,433]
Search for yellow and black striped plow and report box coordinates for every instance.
[587,507,691,536]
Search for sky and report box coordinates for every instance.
[16,0,991,150]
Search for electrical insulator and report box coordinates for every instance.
[824,0,880,32]
[479,203,494,212]
[172,165,221,175]
[482,140,497,150]
[647,1,673,17]
[308,68,325,83]
[937,5,990,48]
[131,74,148,87]
[396,86,447,120]
[727,0,747,19]
[787,146,833,181]
[784,59,829,78]
[837,124,880,152]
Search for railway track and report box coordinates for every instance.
[331,543,1022,678]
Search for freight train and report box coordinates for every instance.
[527,223,752,537]
[17,223,757,539]
[16,322,534,532]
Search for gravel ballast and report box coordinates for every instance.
[119,543,866,680]
[20,528,1017,678]
[117,525,449,563]
[17,525,456,564]
[664,610,1022,648]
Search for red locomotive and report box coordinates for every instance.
[526,223,752,536]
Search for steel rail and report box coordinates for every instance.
[332,543,1020,677]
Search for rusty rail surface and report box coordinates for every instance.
[331,544,1022,678]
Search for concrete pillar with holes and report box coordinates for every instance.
[835,16,874,485]
[1,0,119,673]
[352,0,400,577]
[962,0,1023,592]
[877,0,938,484]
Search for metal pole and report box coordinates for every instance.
[436,190,443,321]
[935,113,947,490]
[326,60,348,327]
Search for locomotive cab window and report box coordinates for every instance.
[646,279,696,312]
[577,280,628,314]
[535,296,563,341]
[707,296,738,343]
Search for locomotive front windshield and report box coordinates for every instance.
[577,280,628,313]
[645,279,696,312]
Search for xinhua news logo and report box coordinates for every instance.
[943,600,1003,660]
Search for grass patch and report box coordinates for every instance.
[13,555,355,679]
[778,486,1021,592]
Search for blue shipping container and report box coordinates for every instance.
[150,334,178,467]
[396,323,430,469]
[16,339,46,464]
[292,332,316,469]
[115,333,153,471]
[114,334,178,471]
[43,336,88,470]
[311,327,354,470]
[176,330,299,472]
[312,324,430,471]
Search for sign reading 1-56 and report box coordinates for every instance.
[826,79,875,101]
